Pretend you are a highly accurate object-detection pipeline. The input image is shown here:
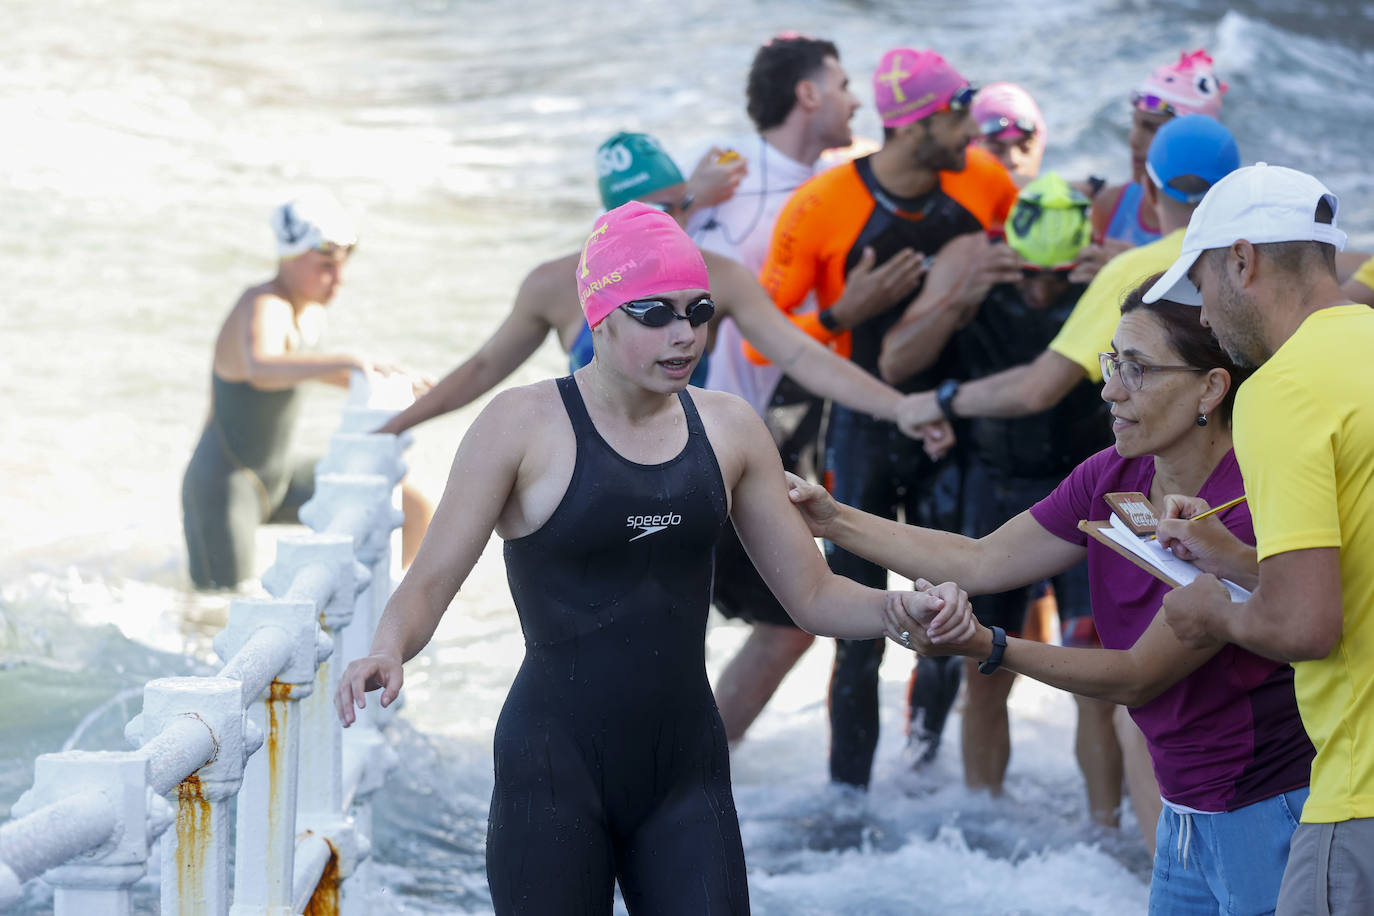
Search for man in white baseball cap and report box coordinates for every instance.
[1152,163,1374,915]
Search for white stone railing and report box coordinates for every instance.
[0,375,413,915]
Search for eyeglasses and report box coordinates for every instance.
[1130,90,1178,117]
[620,297,716,328]
[941,86,977,114]
[1099,352,1204,391]
[314,241,355,258]
[979,115,1036,138]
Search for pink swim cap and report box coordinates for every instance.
[1135,49,1228,118]
[575,202,710,329]
[874,48,969,128]
[971,82,1046,143]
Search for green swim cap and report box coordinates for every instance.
[1005,173,1092,268]
[596,132,684,210]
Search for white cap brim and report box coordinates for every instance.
[1143,249,1204,306]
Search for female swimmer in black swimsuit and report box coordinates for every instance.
[335,201,974,915]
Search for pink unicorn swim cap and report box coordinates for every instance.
[1134,49,1228,118]
[575,202,710,329]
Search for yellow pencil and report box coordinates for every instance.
[1147,494,1247,541]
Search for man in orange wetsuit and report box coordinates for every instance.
[755,47,1018,788]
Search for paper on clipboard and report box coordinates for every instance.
[1097,512,1251,602]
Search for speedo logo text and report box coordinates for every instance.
[627,512,682,542]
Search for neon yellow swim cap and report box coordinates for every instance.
[1005,173,1091,268]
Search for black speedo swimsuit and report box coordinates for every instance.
[489,376,749,915]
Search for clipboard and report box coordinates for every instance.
[1079,519,1186,588]
[1078,516,1252,601]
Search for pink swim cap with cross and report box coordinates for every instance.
[575,202,710,329]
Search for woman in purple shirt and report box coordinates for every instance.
[787,277,1313,915]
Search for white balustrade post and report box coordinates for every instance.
[337,392,414,588]
[262,534,373,913]
[215,598,322,916]
[10,751,171,916]
[136,677,248,916]
[318,429,410,606]
[300,473,401,727]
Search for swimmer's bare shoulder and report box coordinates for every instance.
[689,387,779,488]
[514,252,583,340]
[455,378,574,537]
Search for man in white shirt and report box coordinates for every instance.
[688,34,928,743]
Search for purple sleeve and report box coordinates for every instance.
[1030,447,1115,546]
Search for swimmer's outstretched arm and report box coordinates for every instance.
[706,253,901,420]
[336,390,526,725]
[785,472,1082,598]
[707,392,971,643]
[378,258,572,435]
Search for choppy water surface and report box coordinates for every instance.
[4,0,1372,911]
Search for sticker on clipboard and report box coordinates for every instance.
[1104,491,1158,536]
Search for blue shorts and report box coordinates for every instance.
[1150,787,1308,916]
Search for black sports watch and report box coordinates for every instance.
[817,308,842,332]
[935,378,961,422]
[978,625,1008,675]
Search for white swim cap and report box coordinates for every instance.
[271,190,358,259]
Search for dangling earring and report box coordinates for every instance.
[1196,414,1209,427]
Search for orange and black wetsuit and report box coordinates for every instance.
[757,147,1017,787]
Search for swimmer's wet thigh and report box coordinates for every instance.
[485,715,616,915]
[614,768,750,914]
[183,458,261,589]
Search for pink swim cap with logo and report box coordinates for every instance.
[575,201,710,329]
[1135,49,1228,117]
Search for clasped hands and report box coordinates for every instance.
[881,577,977,654]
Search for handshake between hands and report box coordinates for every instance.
[882,578,978,655]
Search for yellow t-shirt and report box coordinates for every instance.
[1352,255,1374,294]
[1048,230,1185,381]
[1233,303,1374,823]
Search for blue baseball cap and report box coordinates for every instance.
[1144,114,1240,204]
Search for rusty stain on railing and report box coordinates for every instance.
[266,680,290,823]
[175,774,210,910]
[303,836,341,916]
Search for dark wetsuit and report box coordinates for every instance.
[908,281,1112,752]
[490,377,749,915]
[759,148,1019,787]
[181,374,316,589]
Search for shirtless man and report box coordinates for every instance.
[182,191,429,588]
[336,202,973,914]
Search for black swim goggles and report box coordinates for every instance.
[619,296,716,328]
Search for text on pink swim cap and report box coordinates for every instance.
[575,202,711,329]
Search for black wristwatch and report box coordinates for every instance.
[935,378,961,422]
[817,308,842,332]
[978,626,1007,675]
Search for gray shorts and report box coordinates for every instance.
[1277,817,1374,915]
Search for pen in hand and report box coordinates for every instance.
[1147,494,1247,541]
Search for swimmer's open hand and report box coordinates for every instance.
[1068,239,1131,284]
[335,653,404,728]
[785,471,837,537]
[686,146,748,209]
